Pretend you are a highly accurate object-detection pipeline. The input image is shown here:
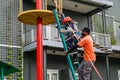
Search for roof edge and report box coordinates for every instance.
[83,0,113,7]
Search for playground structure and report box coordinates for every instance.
[17,0,113,80]
[18,0,80,79]
[0,61,20,80]
[0,0,115,80]
[17,0,56,80]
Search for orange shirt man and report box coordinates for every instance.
[77,27,96,80]
[78,35,96,61]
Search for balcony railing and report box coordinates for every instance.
[91,32,111,48]
[23,26,112,50]
[23,25,60,45]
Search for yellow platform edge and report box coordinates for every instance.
[17,10,56,25]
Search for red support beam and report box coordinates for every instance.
[36,0,42,9]
[36,0,43,80]
[36,18,43,80]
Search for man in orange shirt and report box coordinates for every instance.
[77,27,96,80]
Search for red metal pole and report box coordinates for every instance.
[36,0,43,80]
[36,0,42,9]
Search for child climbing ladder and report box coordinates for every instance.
[60,17,80,49]
[52,0,81,80]
[53,9,81,80]
[60,16,81,50]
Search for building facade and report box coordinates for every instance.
[0,0,23,80]
[23,0,120,80]
[0,0,119,80]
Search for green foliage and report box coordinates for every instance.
[107,26,117,45]
[93,14,103,33]
[18,77,24,80]
[17,72,23,80]
[6,75,12,80]
[7,62,12,65]
[17,47,23,80]
[92,14,117,45]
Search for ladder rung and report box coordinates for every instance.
[96,46,104,48]
[99,47,108,50]
[93,43,100,46]
[69,52,78,55]
[104,49,112,52]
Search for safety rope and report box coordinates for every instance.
[53,0,62,13]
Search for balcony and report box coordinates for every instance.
[47,0,113,15]
[23,25,112,53]
[91,32,112,53]
[23,25,60,45]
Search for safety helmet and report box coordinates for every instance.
[62,16,72,24]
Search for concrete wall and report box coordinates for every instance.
[23,49,120,80]
[109,58,120,80]
[24,51,36,80]
[23,1,120,80]
[63,9,88,29]
[48,6,88,30]
[107,0,120,22]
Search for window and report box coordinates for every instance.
[47,69,59,80]
[118,70,120,80]
[43,24,59,40]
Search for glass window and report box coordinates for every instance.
[47,69,59,80]
[118,70,120,80]
[47,74,50,80]
[51,73,57,80]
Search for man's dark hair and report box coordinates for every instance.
[82,27,90,34]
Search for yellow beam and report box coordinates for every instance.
[45,0,47,10]
[19,0,23,13]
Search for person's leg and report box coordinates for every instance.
[82,61,93,80]
[66,37,73,49]
[77,61,84,80]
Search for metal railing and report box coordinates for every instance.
[23,27,112,49]
[23,25,60,45]
[91,32,111,49]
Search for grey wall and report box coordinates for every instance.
[47,54,68,70]
[91,56,120,80]
[107,0,120,22]
[23,1,120,80]
[24,51,36,80]
[63,9,88,29]
[109,58,120,80]
[24,49,120,80]
[47,6,88,30]
[23,51,69,80]
[92,56,108,80]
